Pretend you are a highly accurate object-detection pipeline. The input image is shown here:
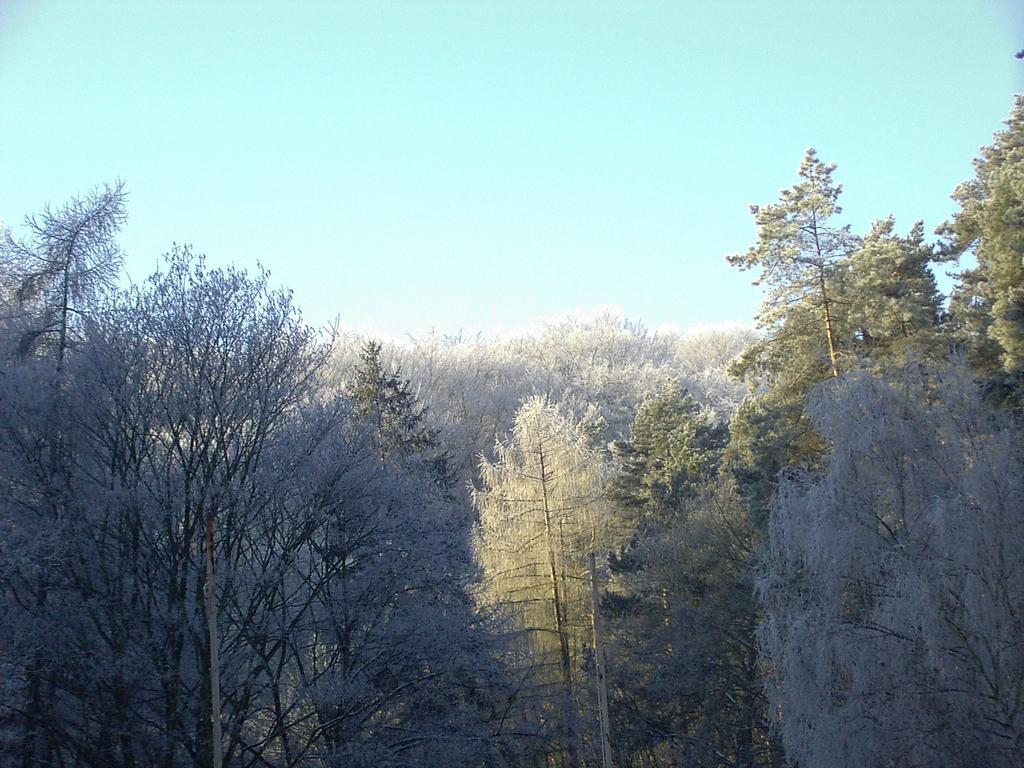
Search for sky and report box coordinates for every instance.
[1,1,1022,340]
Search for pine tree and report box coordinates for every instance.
[728,149,857,380]
[725,158,945,517]
[608,381,725,524]
[940,95,1024,400]
[842,217,945,363]
[604,385,779,766]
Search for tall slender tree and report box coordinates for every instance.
[474,397,610,768]
[0,183,126,766]
[728,149,856,380]
[3,181,126,363]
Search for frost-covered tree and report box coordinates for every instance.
[2,181,126,362]
[0,183,128,764]
[334,319,753,503]
[474,397,612,768]
[0,248,511,768]
[758,365,1024,768]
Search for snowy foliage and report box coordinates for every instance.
[332,315,753,491]
[473,397,614,768]
[758,364,1024,768]
[8,93,1024,768]
[1,181,126,360]
[0,249,512,768]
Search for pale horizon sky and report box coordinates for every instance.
[1,1,1022,339]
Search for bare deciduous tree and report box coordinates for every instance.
[4,181,126,363]
[474,397,612,768]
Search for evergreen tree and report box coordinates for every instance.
[723,391,822,525]
[724,153,855,515]
[842,217,945,363]
[728,149,857,380]
[608,381,725,523]
[726,160,946,517]
[604,385,778,767]
[349,339,455,490]
[940,95,1024,401]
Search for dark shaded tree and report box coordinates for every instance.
[0,249,512,768]
[603,385,779,767]
[349,339,456,491]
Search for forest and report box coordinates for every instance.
[0,94,1021,768]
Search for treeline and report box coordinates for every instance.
[0,96,1021,768]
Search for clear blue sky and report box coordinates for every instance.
[1,1,1021,338]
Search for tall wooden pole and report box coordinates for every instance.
[589,552,613,768]
[205,514,223,768]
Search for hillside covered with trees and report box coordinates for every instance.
[0,94,1022,768]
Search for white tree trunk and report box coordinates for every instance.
[205,514,223,768]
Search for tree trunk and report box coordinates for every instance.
[539,444,579,768]
[819,269,839,378]
[589,553,613,768]
[810,214,840,378]
[57,255,71,369]
[205,514,223,768]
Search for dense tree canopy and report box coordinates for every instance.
[941,95,1024,399]
[759,366,1024,767]
[1,92,1022,768]
[604,386,777,767]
